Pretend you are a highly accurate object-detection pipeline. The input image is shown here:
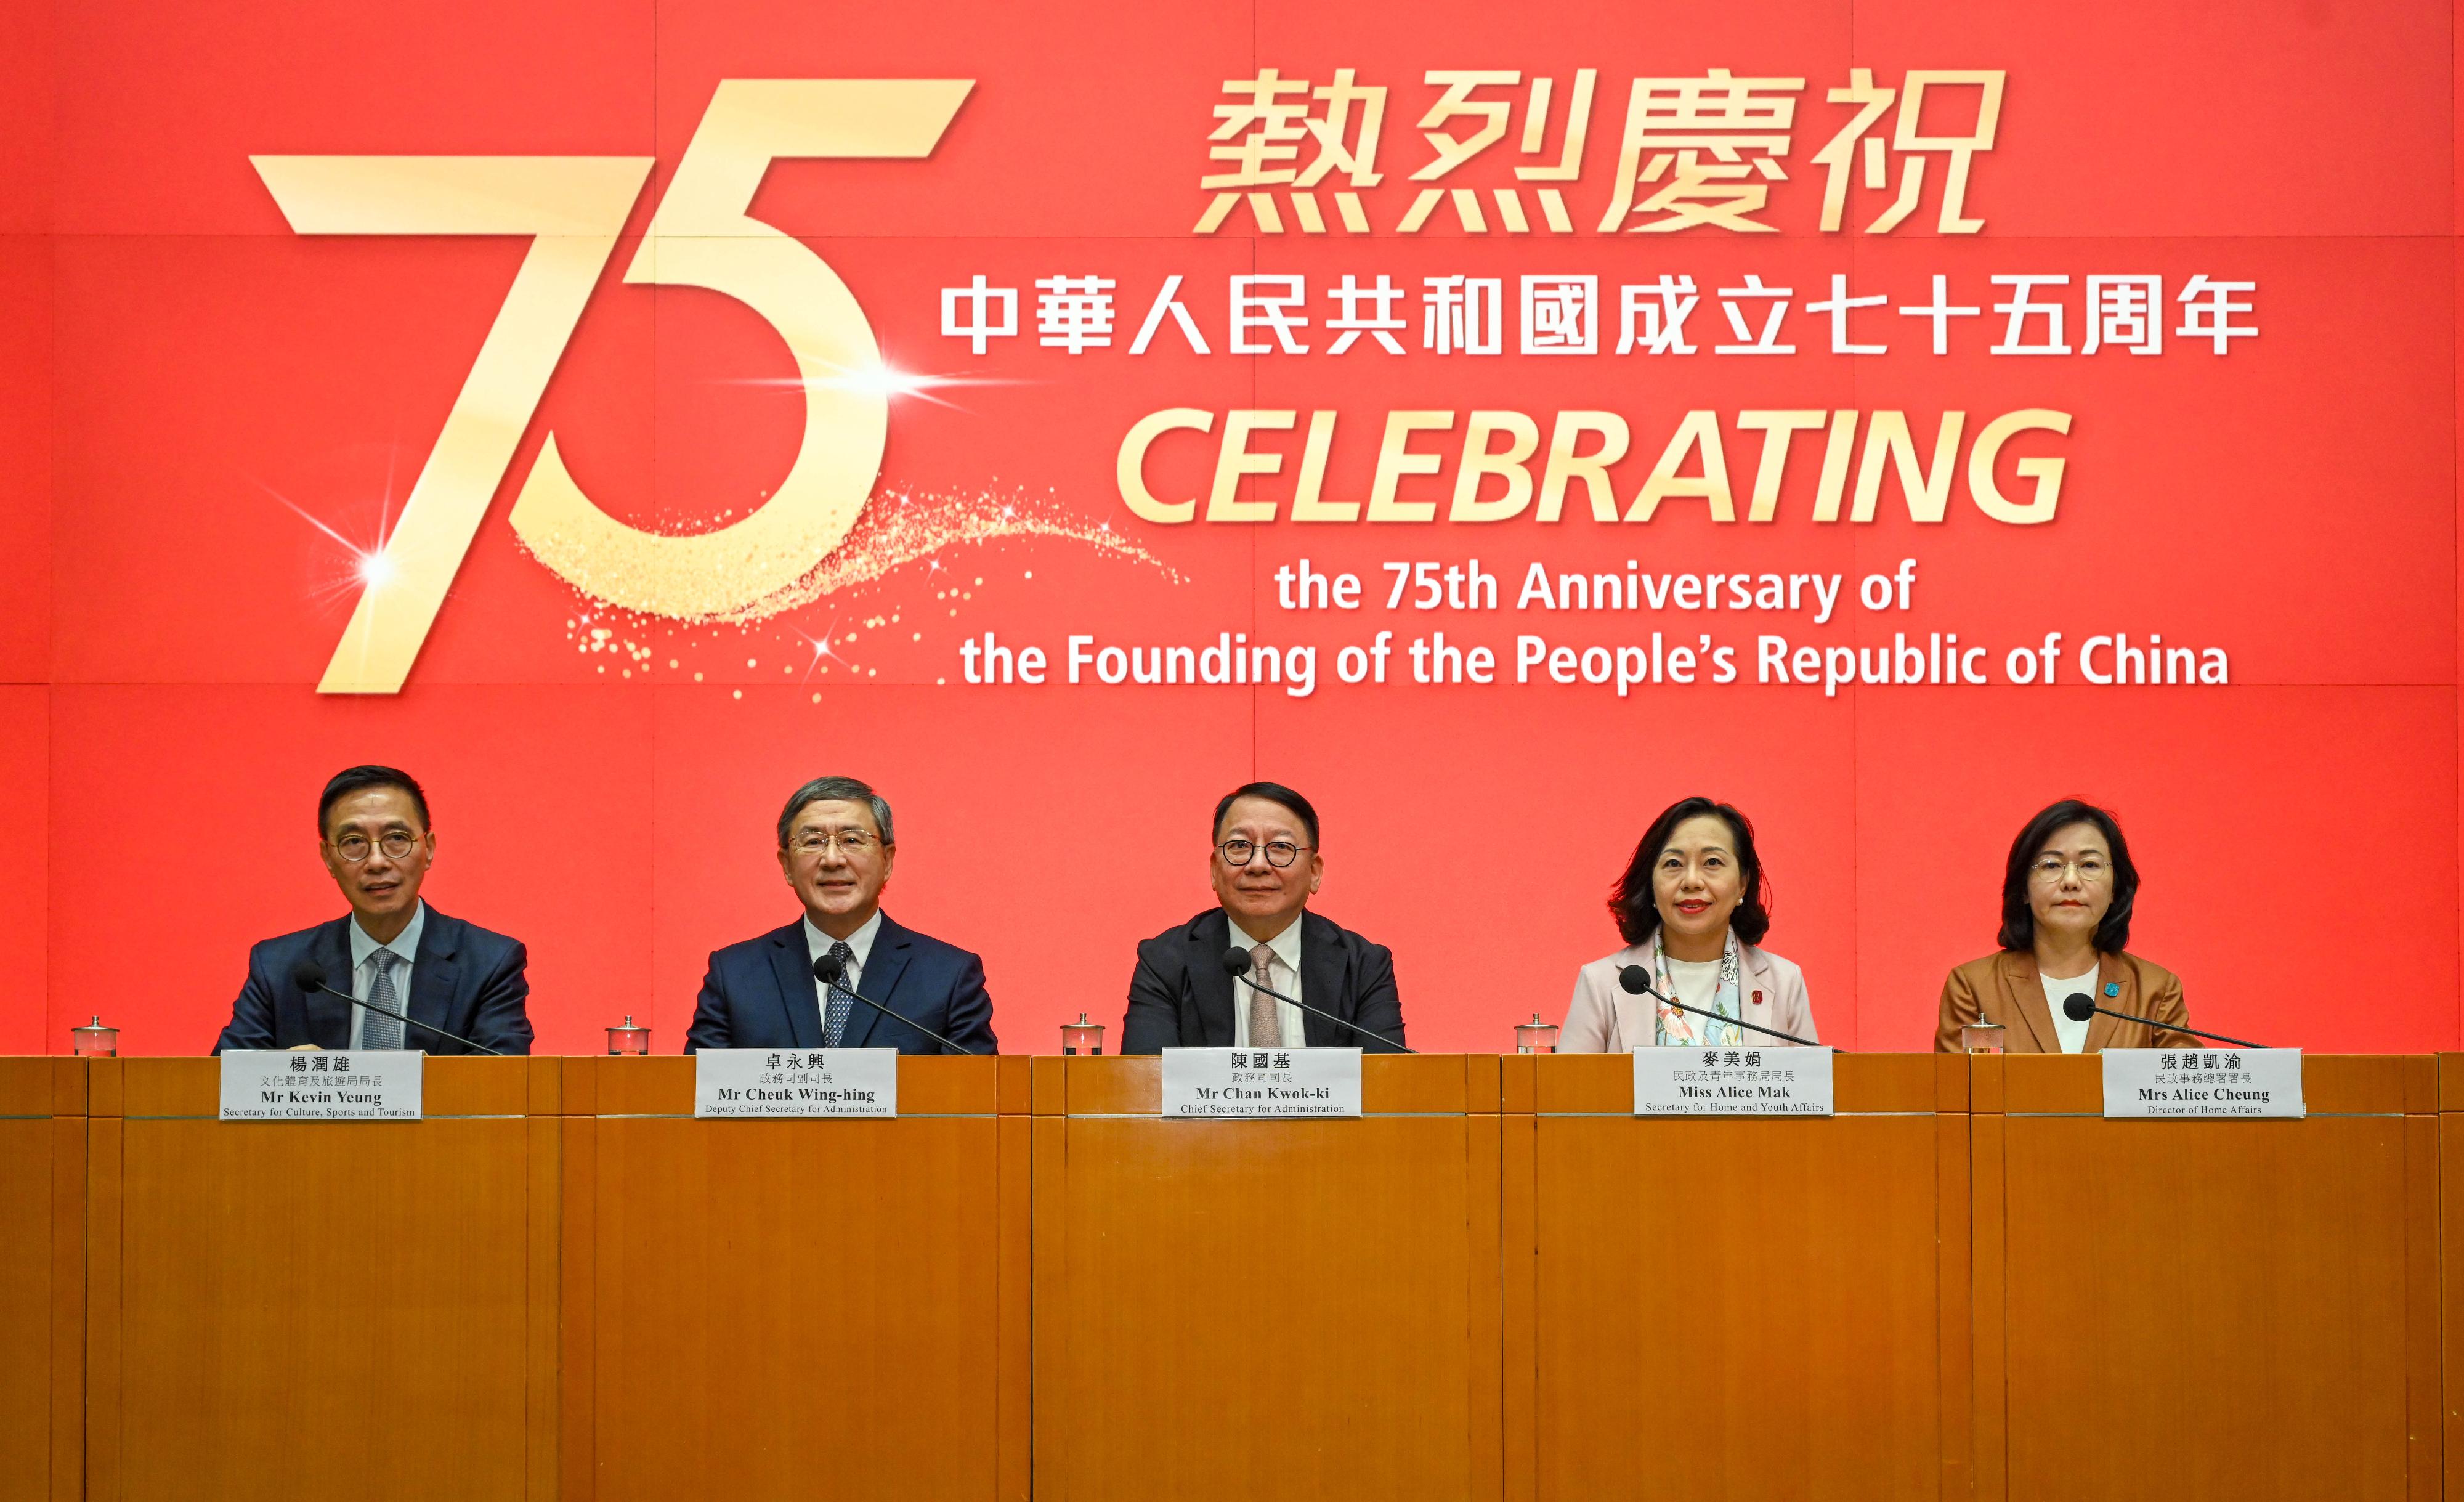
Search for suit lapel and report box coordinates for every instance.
[1612,936,1660,1051]
[1190,911,1238,1047]
[405,909,460,1054]
[304,919,355,1049]
[840,915,910,1048]
[1297,912,1346,1047]
[2083,952,2128,1052]
[768,923,821,1048]
[1998,951,2061,1054]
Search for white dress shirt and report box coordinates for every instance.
[346,901,426,1049]
[1231,915,1308,1047]
[2040,967,2097,1053]
[805,909,885,1033]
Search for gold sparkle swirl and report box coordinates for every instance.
[523,484,1173,625]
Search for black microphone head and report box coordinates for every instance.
[1617,965,1652,996]
[1221,946,1255,976]
[290,960,329,993]
[813,952,845,986]
[2062,993,2095,1022]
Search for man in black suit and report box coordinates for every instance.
[214,765,533,1055]
[1122,781,1404,1053]
[686,776,997,1054]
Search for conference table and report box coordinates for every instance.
[1,1052,2444,1501]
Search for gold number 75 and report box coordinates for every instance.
[255,79,971,694]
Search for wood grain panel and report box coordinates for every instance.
[0,1118,52,1502]
[1528,1109,1948,1501]
[1040,1100,1496,1502]
[1992,1055,2422,1502]
[99,1060,532,1501]
[588,1112,1008,1501]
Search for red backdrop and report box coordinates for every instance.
[2,0,2458,1055]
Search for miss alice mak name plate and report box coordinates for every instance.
[1163,1048,1363,1118]
[695,1049,898,1118]
[220,1050,423,1121]
[1633,1046,1835,1116]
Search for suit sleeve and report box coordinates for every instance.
[213,945,282,1055]
[942,952,998,1055]
[684,952,733,1055]
[468,941,535,1056]
[1934,967,1982,1053]
[1121,942,1183,1055]
[2146,970,2199,1050]
[1351,940,1407,1053]
[1558,970,1613,1053]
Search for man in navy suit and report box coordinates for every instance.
[686,776,997,1055]
[214,765,533,1055]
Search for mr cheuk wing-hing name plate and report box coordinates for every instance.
[2102,1048,2304,1119]
[1162,1048,1363,1118]
[220,1050,423,1121]
[695,1049,898,1118]
[1633,1046,1834,1117]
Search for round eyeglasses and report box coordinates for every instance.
[331,832,419,863]
[1217,838,1311,868]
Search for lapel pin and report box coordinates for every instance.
[2104,982,2120,997]
[1751,990,1764,1005]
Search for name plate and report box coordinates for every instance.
[695,1049,897,1118]
[220,1050,423,1121]
[1162,1048,1363,1118]
[2102,1048,2304,1119]
[1634,1045,1834,1116]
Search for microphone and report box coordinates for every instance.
[288,960,505,1056]
[813,953,981,1055]
[2062,992,2263,1049]
[1616,965,1823,1049]
[1222,946,1414,1053]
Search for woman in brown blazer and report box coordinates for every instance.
[1935,799,2199,1053]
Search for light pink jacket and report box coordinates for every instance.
[1560,935,1820,1052]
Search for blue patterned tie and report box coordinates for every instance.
[362,950,405,1049]
[821,941,856,1046]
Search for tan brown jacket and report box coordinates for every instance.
[1934,948,2197,1053]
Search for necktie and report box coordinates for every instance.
[1247,949,1283,1048]
[362,949,404,1050]
[821,941,856,1047]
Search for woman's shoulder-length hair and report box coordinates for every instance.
[1608,796,1772,948]
[1998,798,2140,954]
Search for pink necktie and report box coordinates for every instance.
[1247,950,1282,1047]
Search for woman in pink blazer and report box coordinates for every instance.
[1561,796,1818,1052]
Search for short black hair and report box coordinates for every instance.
[1213,781,1320,848]
[1608,796,1772,947]
[777,776,895,847]
[318,766,430,837]
[1998,798,2139,953]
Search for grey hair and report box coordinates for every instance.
[776,776,895,847]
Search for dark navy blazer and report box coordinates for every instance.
[684,911,998,1055]
[212,906,534,1055]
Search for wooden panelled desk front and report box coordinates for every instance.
[1030,1055,1504,1502]
[1971,1053,2438,1502]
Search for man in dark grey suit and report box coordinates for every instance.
[1122,781,1404,1054]
[214,765,533,1055]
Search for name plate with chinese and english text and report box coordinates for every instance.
[1162,1048,1363,1118]
[2102,1048,2304,1119]
[695,1049,898,1118]
[1633,1045,1834,1117]
[219,1050,423,1121]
